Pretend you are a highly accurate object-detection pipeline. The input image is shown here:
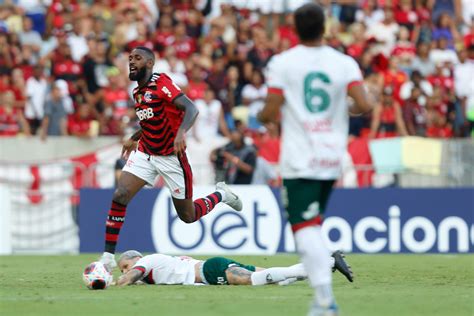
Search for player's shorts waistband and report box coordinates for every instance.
[199,260,209,285]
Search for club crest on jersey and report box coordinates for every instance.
[136,94,143,103]
[144,91,153,103]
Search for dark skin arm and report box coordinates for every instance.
[258,93,284,124]
[121,129,142,160]
[173,94,199,156]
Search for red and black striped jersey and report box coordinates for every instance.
[132,73,184,156]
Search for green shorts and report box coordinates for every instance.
[282,179,335,226]
[201,257,256,285]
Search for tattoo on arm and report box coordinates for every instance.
[226,266,253,285]
[173,94,199,133]
[118,269,144,286]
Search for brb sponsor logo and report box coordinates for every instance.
[136,107,154,121]
[321,206,474,253]
[151,186,283,255]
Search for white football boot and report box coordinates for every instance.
[99,252,117,271]
[216,182,242,212]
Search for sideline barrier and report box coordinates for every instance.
[79,186,474,254]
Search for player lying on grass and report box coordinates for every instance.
[116,250,353,286]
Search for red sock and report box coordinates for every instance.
[104,201,127,254]
[193,192,222,221]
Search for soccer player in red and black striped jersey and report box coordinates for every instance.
[100,47,242,270]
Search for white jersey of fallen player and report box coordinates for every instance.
[265,45,363,179]
[133,254,200,285]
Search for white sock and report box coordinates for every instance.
[278,277,298,286]
[216,190,227,201]
[250,265,306,286]
[294,225,334,307]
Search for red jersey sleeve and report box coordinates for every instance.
[156,74,184,103]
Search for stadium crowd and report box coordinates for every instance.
[0,0,473,160]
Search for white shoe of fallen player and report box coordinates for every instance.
[99,252,117,271]
[216,182,242,212]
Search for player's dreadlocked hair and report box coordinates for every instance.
[135,46,155,62]
[294,3,325,42]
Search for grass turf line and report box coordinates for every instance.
[0,254,472,316]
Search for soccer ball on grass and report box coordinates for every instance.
[82,261,113,290]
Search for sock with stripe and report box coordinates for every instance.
[104,201,127,254]
[193,192,222,221]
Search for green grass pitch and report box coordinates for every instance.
[0,254,473,316]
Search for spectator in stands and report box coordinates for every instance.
[67,19,89,63]
[370,86,408,138]
[410,42,435,76]
[225,65,244,112]
[125,22,154,53]
[426,97,454,138]
[355,0,385,28]
[403,86,428,136]
[241,69,267,130]
[432,12,459,50]
[366,7,399,56]
[0,91,30,137]
[24,65,47,134]
[392,26,416,69]
[382,57,408,102]
[153,14,174,53]
[68,103,97,138]
[210,128,257,184]
[83,36,113,108]
[50,41,83,100]
[454,44,474,136]
[394,0,419,32]
[429,36,459,66]
[273,13,299,52]
[192,87,230,142]
[252,122,280,164]
[400,70,433,104]
[172,22,197,60]
[426,111,454,138]
[186,65,208,101]
[18,16,42,60]
[40,82,68,140]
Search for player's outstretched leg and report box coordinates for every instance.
[250,263,307,285]
[331,250,353,282]
[100,171,146,270]
[173,182,242,223]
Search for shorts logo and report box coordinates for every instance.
[126,159,134,167]
[265,273,273,283]
[174,188,180,194]
[302,202,320,220]
[136,107,154,121]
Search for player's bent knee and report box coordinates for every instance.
[113,187,131,206]
[177,212,195,224]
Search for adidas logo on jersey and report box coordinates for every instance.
[136,107,154,121]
